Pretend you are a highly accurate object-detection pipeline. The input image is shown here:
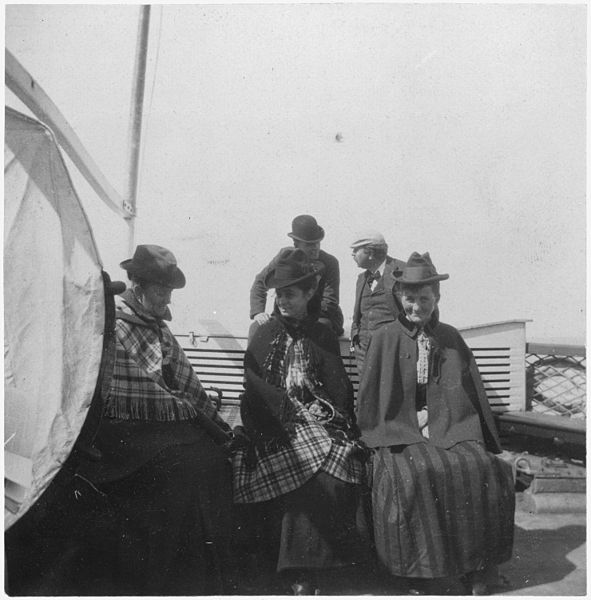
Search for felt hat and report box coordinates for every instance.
[287,215,325,243]
[264,248,323,290]
[350,231,387,249]
[120,244,186,288]
[395,251,449,285]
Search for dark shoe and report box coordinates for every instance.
[291,582,307,595]
[408,587,426,595]
[471,582,489,595]
[291,581,319,595]
[465,565,509,595]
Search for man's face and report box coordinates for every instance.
[352,246,372,269]
[294,240,321,261]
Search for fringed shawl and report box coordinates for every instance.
[233,316,364,504]
[104,290,220,423]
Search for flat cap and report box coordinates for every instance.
[350,231,387,249]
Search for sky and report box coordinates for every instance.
[5,2,587,343]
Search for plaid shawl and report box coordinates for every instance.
[233,316,364,504]
[104,291,221,423]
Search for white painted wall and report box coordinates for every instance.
[6,3,586,343]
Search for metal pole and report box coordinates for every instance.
[126,5,151,255]
[6,50,131,219]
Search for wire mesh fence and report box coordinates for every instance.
[526,343,586,419]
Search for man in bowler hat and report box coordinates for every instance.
[249,215,344,337]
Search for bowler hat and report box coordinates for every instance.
[287,215,325,243]
[350,231,387,250]
[120,244,186,288]
[264,248,324,290]
[395,252,449,285]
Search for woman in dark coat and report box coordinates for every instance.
[233,248,370,595]
[356,252,515,595]
[77,245,234,595]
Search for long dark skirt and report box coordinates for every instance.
[6,423,234,596]
[238,471,371,574]
[370,441,515,579]
[98,441,233,595]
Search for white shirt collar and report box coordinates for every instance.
[372,259,387,276]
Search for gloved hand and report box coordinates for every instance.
[253,312,271,325]
[206,387,223,409]
[222,425,251,455]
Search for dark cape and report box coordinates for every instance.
[241,314,356,447]
[357,314,502,453]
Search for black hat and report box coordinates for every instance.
[394,252,449,285]
[264,248,324,290]
[120,244,186,288]
[287,215,325,243]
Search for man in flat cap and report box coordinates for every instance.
[350,232,406,375]
[249,215,344,337]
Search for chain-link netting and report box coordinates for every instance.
[526,349,586,418]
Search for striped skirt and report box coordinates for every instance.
[369,441,515,579]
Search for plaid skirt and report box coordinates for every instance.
[369,441,515,579]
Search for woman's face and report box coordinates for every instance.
[139,283,173,318]
[400,284,439,327]
[276,285,314,320]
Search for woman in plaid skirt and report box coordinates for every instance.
[232,248,370,595]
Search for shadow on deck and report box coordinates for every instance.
[224,492,586,596]
[497,494,586,597]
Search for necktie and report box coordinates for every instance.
[367,270,381,290]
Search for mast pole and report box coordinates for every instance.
[126,5,151,255]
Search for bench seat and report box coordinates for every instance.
[176,319,540,429]
[496,410,585,447]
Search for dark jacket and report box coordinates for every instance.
[250,247,344,335]
[356,315,502,454]
[242,316,355,440]
[233,315,361,503]
[350,255,406,341]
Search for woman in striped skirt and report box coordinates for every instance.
[356,252,515,595]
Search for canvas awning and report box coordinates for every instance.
[4,107,105,529]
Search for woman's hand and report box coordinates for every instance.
[253,312,271,325]
[222,426,251,455]
[206,387,223,409]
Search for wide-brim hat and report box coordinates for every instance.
[120,244,186,289]
[287,214,325,243]
[394,251,449,285]
[264,248,324,290]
